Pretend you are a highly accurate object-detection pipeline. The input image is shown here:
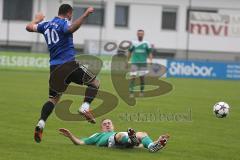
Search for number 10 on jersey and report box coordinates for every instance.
[44,29,60,45]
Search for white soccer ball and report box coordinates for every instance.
[213,102,230,118]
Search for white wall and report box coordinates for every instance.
[72,0,240,53]
[188,0,240,52]
[1,0,240,54]
[74,0,189,50]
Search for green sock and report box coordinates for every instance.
[140,83,144,92]
[141,136,153,148]
[140,77,145,93]
[129,80,135,93]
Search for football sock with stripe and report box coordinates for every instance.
[129,78,135,93]
[84,83,99,104]
[140,76,145,93]
[141,136,153,148]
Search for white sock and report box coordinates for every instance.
[148,142,154,149]
[79,102,90,112]
[37,119,45,129]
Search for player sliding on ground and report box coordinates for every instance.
[26,4,99,143]
[59,119,170,153]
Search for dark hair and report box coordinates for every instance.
[58,4,73,15]
[137,29,144,32]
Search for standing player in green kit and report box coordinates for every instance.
[127,30,153,98]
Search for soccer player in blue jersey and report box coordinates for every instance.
[26,4,99,143]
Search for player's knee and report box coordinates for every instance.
[136,132,148,139]
[114,132,125,142]
[131,76,136,80]
[115,132,123,139]
[89,79,100,89]
[140,76,145,82]
[48,96,61,105]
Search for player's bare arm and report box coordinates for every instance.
[126,51,132,68]
[26,12,45,32]
[59,128,85,145]
[148,53,153,64]
[68,7,94,33]
[127,51,132,62]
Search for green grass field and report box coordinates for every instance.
[0,69,239,160]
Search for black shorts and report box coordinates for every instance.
[49,60,96,98]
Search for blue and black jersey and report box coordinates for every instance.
[37,17,75,66]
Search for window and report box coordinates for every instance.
[73,5,105,26]
[115,5,129,27]
[161,7,177,30]
[3,0,33,21]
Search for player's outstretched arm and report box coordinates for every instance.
[68,6,94,33]
[26,12,45,32]
[59,128,85,145]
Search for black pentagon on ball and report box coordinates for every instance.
[216,113,227,118]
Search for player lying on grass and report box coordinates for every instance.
[26,4,98,143]
[59,119,170,153]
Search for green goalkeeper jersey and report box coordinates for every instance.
[128,40,152,64]
[81,131,116,146]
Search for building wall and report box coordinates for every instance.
[188,0,240,54]
[0,0,240,61]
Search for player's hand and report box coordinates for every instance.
[85,6,94,16]
[34,12,45,23]
[149,60,153,65]
[59,128,72,138]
